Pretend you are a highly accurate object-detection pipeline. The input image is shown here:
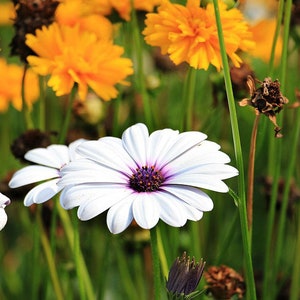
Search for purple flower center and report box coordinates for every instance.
[129,165,164,192]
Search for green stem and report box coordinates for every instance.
[212,1,256,299]
[156,226,169,279]
[150,227,162,300]
[38,76,46,131]
[21,64,34,129]
[184,68,197,130]
[58,88,77,144]
[36,208,64,300]
[57,204,95,300]
[131,7,153,129]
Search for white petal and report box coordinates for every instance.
[166,174,230,192]
[132,193,160,229]
[147,129,179,165]
[9,166,59,188]
[68,139,86,161]
[58,159,129,187]
[24,179,61,206]
[76,137,136,173]
[0,193,11,207]
[184,206,204,221]
[161,185,213,211]
[158,131,207,167]
[0,208,8,231]
[75,185,134,220]
[107,198,134,234]
[25,145,69,168]
[153,192,187,227]
[122,123,149,166]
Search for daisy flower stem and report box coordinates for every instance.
[150,227,162,300]
[21,64,34,130]
[36,207,64,300]
[212,1,257,300]
[58,87,76,144]
[57,204,95,299]
[156,226,169,279]
[131,7,153,129]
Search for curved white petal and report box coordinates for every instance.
[76,185,134,220]
[58,159,129,187]
[132,193,160,229]
[153,192,187,227]
[107,198,134,234]
[0,208,8,231]
[165,174,230,192]
[76,138,136,173]
[24,179,61,206]
[0,193,11,207]
[184,206,204,221]
[68,139,86,161]
[147,129,179,165]
[161,185,213,211]
[25,145,69,168]
[9,166,59,188]
[122,123,149,166]
[158,131,207,167]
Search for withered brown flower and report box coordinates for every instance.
[239,75,289,138]
[204,265,245,300]
[10,0,59,62]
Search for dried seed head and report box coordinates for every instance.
[239,75,289,137]
[204,265,245,300]
[10,0,59,62]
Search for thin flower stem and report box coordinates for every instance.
[212,1,256,300]
[184,67,197,130]
[247,114,260,236]
[21,64,34,129]
[131,7,153,130]
[58,87,77,144]
[38,76,46,131]
[150,227,162,300]
[156,226,169,279]
[36,208,64,300]
[57,204,95,300]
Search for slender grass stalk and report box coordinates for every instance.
[263,1,292,298]
[57,204,95,300]
[21,64,34,129]
[131,7,153,129]
[150,227,162,300]
[246,114,260,237]
[212,1,256,299]
[36,208,64,300]
[38,76,46,131]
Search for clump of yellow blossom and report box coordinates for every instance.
[0,2,15,25]
[0,58,39,112]
[143,0,254,70]
[25,23,133,101]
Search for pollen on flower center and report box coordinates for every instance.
[129,165,164,192]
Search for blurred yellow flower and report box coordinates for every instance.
[143,0,254,70]
[0,2,15,25]
[249,19,282,64]
[0,58,39,112]
[55,0,114,40]
[25,23,133,101]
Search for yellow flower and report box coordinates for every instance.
[25,22,133,101]
[0,58,39,112]
[143,0,254,70]
[248,19,282,64]
[55,0,114,40]
[0,2,15,25]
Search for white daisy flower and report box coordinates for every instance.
[58,123,238,234]
[9,139,85,206]
[0,193,11,231]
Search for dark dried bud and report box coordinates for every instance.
[10,129,52,162]
[166,252,206,299]
[10,0,59,62]
[239,76,289,137]
[204,265,245,300]
[230,63,255,95]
